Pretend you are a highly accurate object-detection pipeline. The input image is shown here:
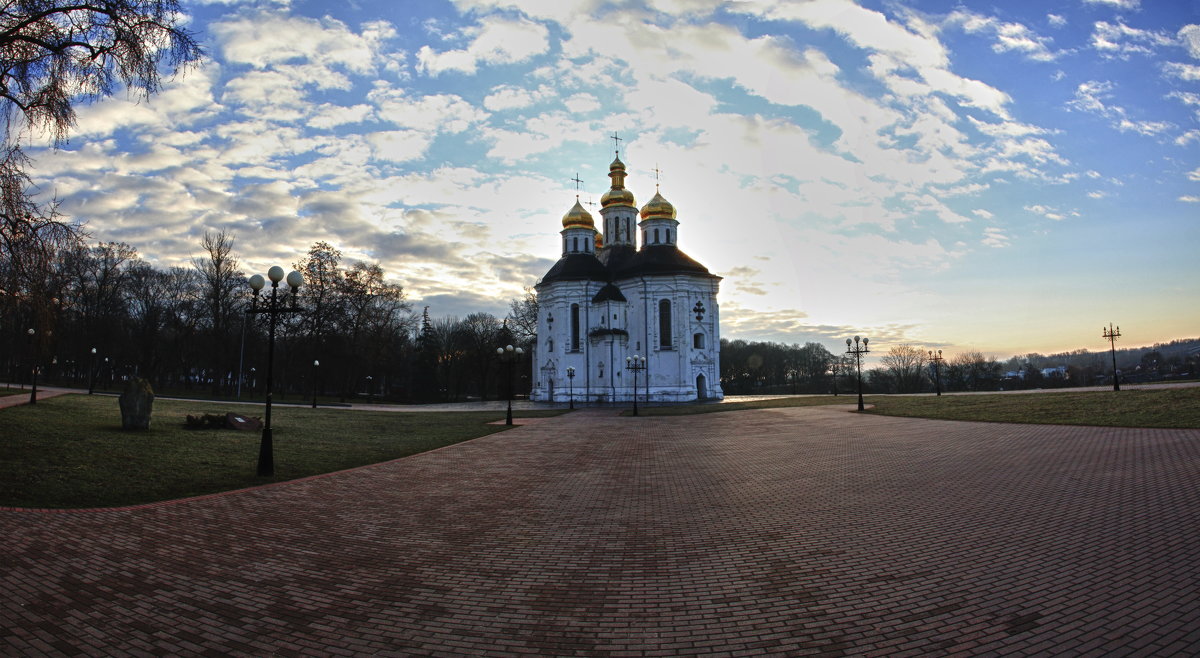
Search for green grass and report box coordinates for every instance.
[626,395,853,416]
[0,395,562,509]
[866,388,1200,429]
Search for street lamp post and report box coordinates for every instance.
[496,344,524,425]
[566,366,575,409]
[625,354,646,416]
[27,328,37,404]
[366,375,374,403]
[246,266,304,477]
[845,336,870,411]
[929,349,944,396]
[88,348,97,395]
[1103,323,1121,392]
[312,360,320,408]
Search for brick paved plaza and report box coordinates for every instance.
[3,405,1199,656]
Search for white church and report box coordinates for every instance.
[529,150,724,403]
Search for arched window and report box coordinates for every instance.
[654,228,660,244]
[571,304,581,351]
[659,299,672,349]
[548,338,554,352]
[572,237,578,252]
[693,333,705,349]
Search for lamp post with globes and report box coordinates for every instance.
[1103,323,1121,392]
[625,354,646,416]
[26,328,37,404]
[929,349,944,396]
[88,347,97,395]
[566,366,575,409]
[496,344,524,425]
[845,336,869,411]
[246,266,304,477]
[311,360,320,408]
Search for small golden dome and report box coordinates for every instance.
[601,186,636,208]
[609,155,626,172]
[561,198,594,229]
[594,231,604,250]
[639,190,676,220]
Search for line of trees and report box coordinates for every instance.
[719,338,1200,395]
[2,234,537,403]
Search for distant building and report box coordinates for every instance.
[530,152,723,403]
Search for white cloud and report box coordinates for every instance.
[1163,62,1200,81]
[1082,0,1140,9]
[972,208,994,219]
[1175,130,1200,146]
[947,10,1058,62]
[1180,25,1200,58]
[1179,195,1200,203]
[366,130,434,162]
[1090,21,1174,59]
[1024,204,1078,221]
[1048,14,1066,28]
[484,85,546,111]
[213,14,389,75]
[416,16,549,76]
[369,86,488,133]
[563,93,600,114]
[1188,167,1200,182]
[982,227,1009,248]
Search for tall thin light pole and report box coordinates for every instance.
[929,349,944,396]
[846,336,870,411]
[567,366,575,409]
[312,360,320,408]
[27,328,37,404]
[88,348,97,395]
[496,344,524,425]
[1103,323,1121,392]
[247,267,304,477]
[626,355,646,416]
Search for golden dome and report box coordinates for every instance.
[601,186,636,208]
[561,198,594,229]
[609,155,626,172]
[639,189,676,220]
[594,230,604,250]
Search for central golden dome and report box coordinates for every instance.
[601,186,635,208]
[639,190,676,220]
[561,198,594,229]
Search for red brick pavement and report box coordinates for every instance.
[3,405,1199,656]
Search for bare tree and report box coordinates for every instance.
[505,286,538,347]
[881,344,926,393]
[0,1,200,346]
[192,230,242,393]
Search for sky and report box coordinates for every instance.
[26,0,1200,360]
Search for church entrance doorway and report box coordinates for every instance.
[696,374,708,400]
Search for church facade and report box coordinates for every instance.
[530,153,723,403]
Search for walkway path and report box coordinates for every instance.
[3,405,1199,655]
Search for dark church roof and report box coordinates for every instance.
[591,283,627,303]
[537,253,609,285]
[613,245,721,280]
[539,245,720,288]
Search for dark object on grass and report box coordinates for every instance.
[185,412,262,431]
[119,378,155,430]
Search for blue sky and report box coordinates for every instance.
[28,0,1200,358]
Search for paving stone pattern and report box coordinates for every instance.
[3,406,1199,656]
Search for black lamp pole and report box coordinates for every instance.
[625,354,646,416]
[496,344,524,425]
[929,349,944,396]
[845,336,870,411]
[312,359,320,408]
[26,328,37,404]
[88,348,97,395]
[567,366,575,409]
[1103,323,1121,392]
[246,267,304,477]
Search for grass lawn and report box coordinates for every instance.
[866,387,1200,429]
[0,394,562,509]
[627,395,853,416]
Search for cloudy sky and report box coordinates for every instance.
[28,0,1200,358]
